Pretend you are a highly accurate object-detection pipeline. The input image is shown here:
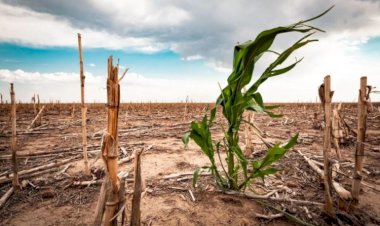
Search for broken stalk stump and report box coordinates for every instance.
[77,33,89,175]
[321,75,335,215]
[130,150,143,226]
[10,83,20,190]
[352,76,369,205]
[95,56,124,226]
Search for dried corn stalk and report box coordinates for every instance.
[94,56,124,226]
[320,76,335,215]
[10,83,20,189]
[352,77,369,205]
[36,94,41,126]
[77,33,89,175]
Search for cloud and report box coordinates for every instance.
[0,69,79,84]
[181,54,203,61]
[0,0,379,102]
[1,0,380,66]
[0,69,224,102]
[0,2,161,51]
[0,69,106,102]
[88,63,96,67]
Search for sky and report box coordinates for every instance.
[0,0,379,103]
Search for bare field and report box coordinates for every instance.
[0,103,379,225]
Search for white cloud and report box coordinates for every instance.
[88,63,96,67]
[181,54,204,61]
[89,0,191,28]
[0,69,103,102]
[0,69,79,84]
[0,2,161,51]
[206,60,232,74]
[0,69,223,103]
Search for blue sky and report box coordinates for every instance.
[361,37,380,58]
[0,0,379,103]
[0,43,215,79]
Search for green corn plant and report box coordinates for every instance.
[183,7,333,191]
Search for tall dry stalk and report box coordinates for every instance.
[184,95,188,121]
[77,33,89,175]
[71,104,76,118]
[32,94,37,118]
[321,75,335,215]
[10,83,20,190]
[351,76,368,204]
[37,94,41,126]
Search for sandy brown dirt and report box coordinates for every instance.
[0,102,379,226]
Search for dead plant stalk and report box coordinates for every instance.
[10,83,20,189]
[96,56,123,226]
[321,75,334,215]
[77,33,89,175]
[352,76,368,204]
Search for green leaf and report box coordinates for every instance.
[209,107,217,125]
[260,133,299,168]
[300,5,334,24]
[252,93,264,107]
[265,110,283,118]
[252,160,261,170]
[253,168,278,179]
[265,105,281,110]
[261,168,278,175]
[260,145,287,168]
[270,58,303,77]
[192,168,201,188]
[282,133,299,149]
[232,146,248,179]
[182,132,191,147]
[248,39,318,94]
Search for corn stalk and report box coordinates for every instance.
[183,7,332,190]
